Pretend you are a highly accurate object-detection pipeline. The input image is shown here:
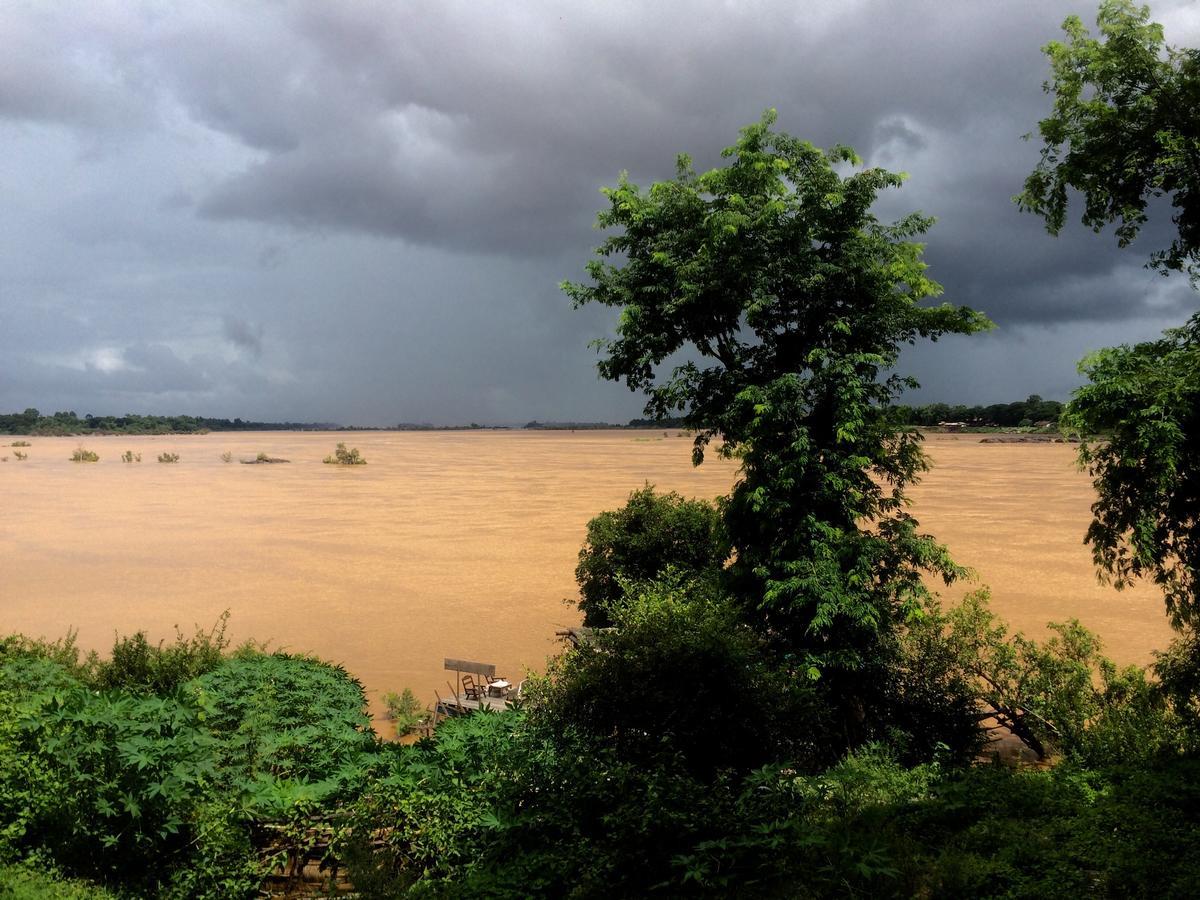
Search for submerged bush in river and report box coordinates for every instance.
[324,443,366,465]
[70,447,98,463]
[382,687,430,737]
[121,451,141,463]
[157,452,180,463]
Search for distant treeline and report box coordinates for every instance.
[0,409,338,436]
[2,403,1069,435]
[523,421,615,430]
[524,419,688,430]
[627,417,688,428]
[894,395,1064,428]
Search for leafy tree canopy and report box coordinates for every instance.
[1063,313,1200,626]
[565,111,990,669]
[1017,0,1200,277]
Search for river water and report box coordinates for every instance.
[0,430,1172,725]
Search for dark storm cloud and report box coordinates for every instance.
[222,317,263,357]
[2,0,1198,422]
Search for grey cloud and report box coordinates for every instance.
[165,3,1083,257]
[100,343,212,394]
[0,4,154,132]
[3,0,1198,425]
[222,317,264,357]
[257,245,285,269]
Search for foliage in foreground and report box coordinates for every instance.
[0,625,378,898]
[2,595,1199,897]
[370,716,1200,899]
[1062,312,1200,627]
[0,863,117,898]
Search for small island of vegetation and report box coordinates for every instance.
[323,443,366,465]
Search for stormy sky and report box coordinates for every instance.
[2,1,1198,425]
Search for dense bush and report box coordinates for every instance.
[343,711,521,894]
[533,576,828,775]
[574,485,728,627]
[0,669,214,889]
[91,616,232,695]
[936,591,1182,765]
[0,629,383,898]
[190,653,378,810]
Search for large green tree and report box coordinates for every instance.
[1017,0,1200,277]
[565,112,990,677]
[1022,2,1200,625]
[1063,315,1200,625]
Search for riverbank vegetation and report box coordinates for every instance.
[895,395,1065,428]
[3,3,1198,895]
[0,411,341,437]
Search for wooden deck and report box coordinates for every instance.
[435,693,510,716]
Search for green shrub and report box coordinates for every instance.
[382,688,429,737]
[322,443,366,465]
[119,451,140,463]
[0,681,215,888]
[529,575,826,776]
[246,451,289,464]
[0,862,116,898]
[92,615,232,695]
[574,484,727,627]
[10,441,31,448]
[0,632,95,685]
[68,448,97,463]
[344,711,523,893]
[157,452,180,463]
[940,590,1182,764]
[189,653,377,805]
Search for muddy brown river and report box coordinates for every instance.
[0,431,1173,724]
